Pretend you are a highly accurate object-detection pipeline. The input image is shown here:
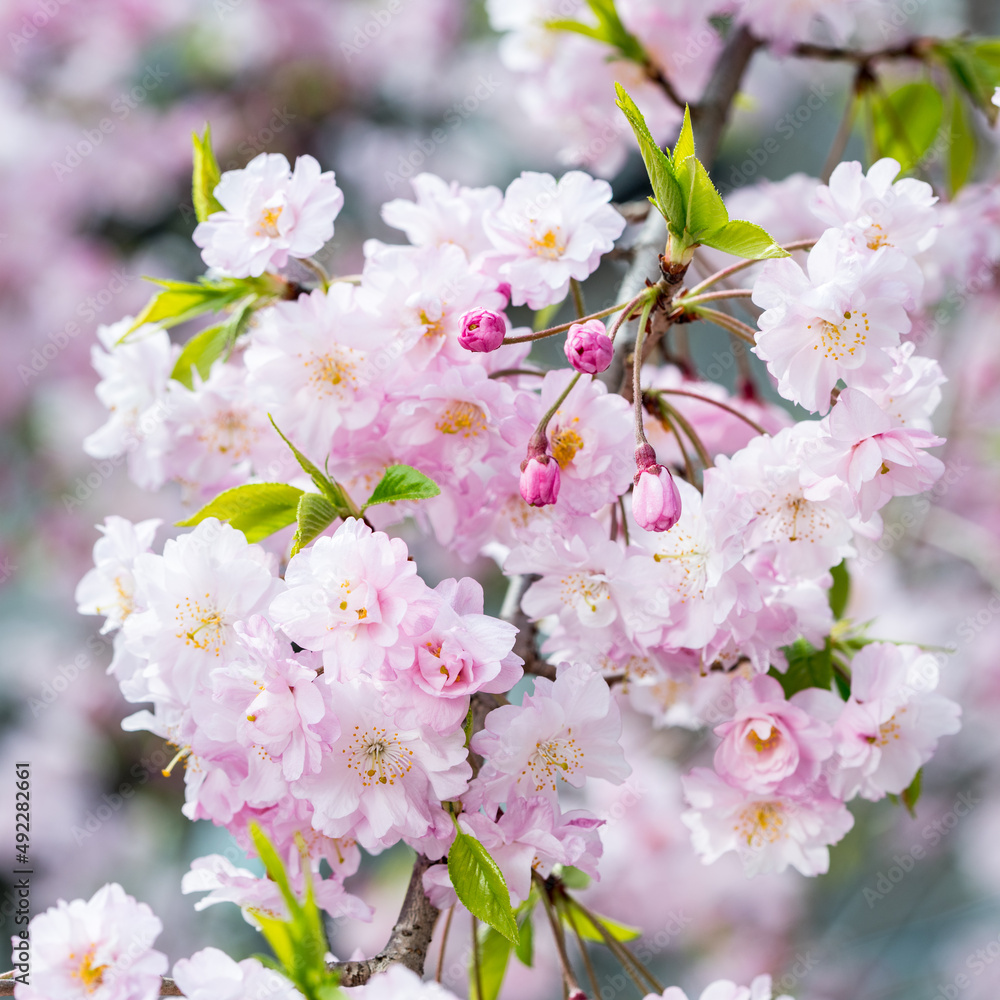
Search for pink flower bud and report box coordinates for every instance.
[459,307,506,352]
[519,454,561,507]
[564,319,613,374]
[632,464,681,532]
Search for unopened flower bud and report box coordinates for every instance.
[459,307,506,352]
[632,464,681,532]
[564,319,613,374]
[519,454,561,507]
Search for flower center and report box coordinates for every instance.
[549,425,584,469]
[175,593,227,655]
[529,228,565,259]
[868,713,901,746]
[808,310,871,362]
[865,222,891,250]
[198,407,256,458]
[306,349,360,397]
[526,730,583,791]
[746,724,780,753]
[345,726,414,787]
[738,802,786,847]
[558,572,611,616]
[71,945,108,994]
[435,400,487,437]
[255,205,283,238]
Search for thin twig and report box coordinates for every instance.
[651,387,768,435]
[471,915,483,1000]
[435,905,455,982]
[688,305,758,344]
[570,277,586,318]
[685,239,817,296]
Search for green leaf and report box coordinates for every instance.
[935,39,1000,125]
[672,104,695,168]
[829,560,850,620]
[292,493,339,555]
[677,154,729,239]
[192,124,224,223]
[699,219,789,260]
[560,898,641,943]
[448,830,519,943]
[946,91,976,195]
[615,83,684,230]
[555,865,591,890]
[515,909,534,967]
[176,483,303,542]
[125,276,256,337]
[268,417,354,515]
[363,464,441,510]
[902,768,923,817]
[833,668,852,701]
[771,638,833,697]
[871,81,944,173]
[548,0,646,65]
[470,924,512,1000]
[170,296,256,388]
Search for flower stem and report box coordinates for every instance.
[570,277,586,318]
[652,387,767,435]
[677,288,754,309]
[502,298,639,344]
[471,915,483,1000]
[534,874,581,997]
[434,906,454,983]
[633,295,657,446]
[685,239,817,296]
[659,397,713,470]
[300,256,331,291]
[688,305,759,344]
[535,372,583,442]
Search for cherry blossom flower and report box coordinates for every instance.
[343,965,460,1000]
[752,229,919,412]
[632,464,682,533]
[14,882,167,1000]
[84,317,176,491]
[193,153,344,278]
[646,975,791,1000]
[713,674,834,794]
[812,158,939,257]
[564,318,613,373]
[291,675,470,853]
[172,947,302,1000]
[380,172,502,260]
[681,768,854,876]
[802,387,945,520]
[76,516,161,633]
[458,307,507,353]
[482,170,625,308]
[830,642,961,801]
[269,518,431,679]
[469,662,630,809]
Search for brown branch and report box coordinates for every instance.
[500,573,556,681]
[327,853,442,987]
[791,37,931,64]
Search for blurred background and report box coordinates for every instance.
[2,1,1000,997]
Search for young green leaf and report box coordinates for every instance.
[770,637,834,698]
[947,91,976,195]
[125,276,253,336]
[901,767,922,817]
[515,909,534,967]
[829,560,851,620]
[548,0,646,65]
[614,83,684,228]
[268,417,354,516]
[192,124,224,223]
[293,493,340,555]
[448,830,519,943]
[171,296,256,388]
[672,104,695,168]
[470,924,512,1000]
[559,897,641,943]
[176,483,304,542]
[363,464,441,510]
[870,81,944,173]
[699,219,789,260]
[676,154,729,239]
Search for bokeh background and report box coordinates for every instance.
[2,1,1000,997]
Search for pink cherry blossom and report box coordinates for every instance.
[752,228,919,412]
[482,170,625,309]
[564,318,613,374]
[269,518,431,679]
[172,947,301,1000]
[193,152,344,278]
[345,965,460,1000]
[802,387,945,520]
[632,464,682,532]
[14,883,167,1000]
[644,975,790,1000]
[830,642,961,801]
[470,662,630,809]
[681,768,854,877]
[713,674,834,794]
[519,453,561,506]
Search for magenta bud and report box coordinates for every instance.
[564,319,613,374]
[632,464,681,532]
[634,442,658,473]
[459,307,506,352]
[519,454,561,507]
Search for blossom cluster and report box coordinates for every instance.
[69,128,963,996]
